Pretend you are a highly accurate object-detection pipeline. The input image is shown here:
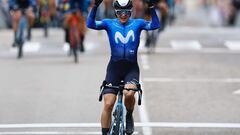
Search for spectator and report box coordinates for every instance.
[0,0,12,28]
[228,0,240,26]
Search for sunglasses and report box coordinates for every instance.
[115,9,132,16]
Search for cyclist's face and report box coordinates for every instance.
[115,9,131,24]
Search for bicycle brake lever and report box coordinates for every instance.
[138,90,142,106]
[99,81,107,102]
[99,90,103,102]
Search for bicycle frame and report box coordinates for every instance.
[99,81,142,135]
[110,85,125,135]
[40,0,50,37]
[69,11,81,63]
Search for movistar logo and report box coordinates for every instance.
[115,30,135,44]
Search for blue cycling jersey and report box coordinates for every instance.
[87,6,160,62]
[9,0,36,10]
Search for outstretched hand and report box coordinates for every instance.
[95,0,103,7]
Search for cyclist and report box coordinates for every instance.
[37,0,57,25]
[9,0,36,46]
[87,0,160,134]
[144,0,172,52]
[166,0,175,25]
[62,0,91,52]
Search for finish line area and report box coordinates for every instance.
[1,122,240,135]
[1,122,240,128]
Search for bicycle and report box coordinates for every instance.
[145,29,159,54]
[15,9,28,59]
[68,10,81,63]
[39,0,50,37]
[99,81,143,135]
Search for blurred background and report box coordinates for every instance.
[0,0,240,28]
[0,0,240,135]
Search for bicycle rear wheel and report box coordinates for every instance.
[69,27,80,63]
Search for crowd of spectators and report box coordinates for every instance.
[0,0,239,29]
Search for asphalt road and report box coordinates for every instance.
[0,27,240,135]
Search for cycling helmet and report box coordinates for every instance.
[113,0,133,9]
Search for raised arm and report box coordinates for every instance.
[87,0,106,30]
[141,0,161,30]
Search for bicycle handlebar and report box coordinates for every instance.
[99,81,143,106]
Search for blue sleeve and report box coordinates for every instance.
[87,6,107,30]
[141,8,160,30]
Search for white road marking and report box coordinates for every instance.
[154,48,240,54]
[140,38,146,49]
[138,79,152,135]
[171,40,202,50]
[1,122,240,128]
[85,42,96,51]
[63,43,70,52]
[233,89,240,95]
[62,42,96,52]
[0,131,138,135]
[10,42,41,53]
[143,78,240,83]
[138,38,148,54]
[225,41,240,50]
[136,122,240,128]
[166,26,240,34]
[0,131,101,135]
[0,123,99,128]
[23,42,41,52]
[140,54,150,70]
[139,53,152,135]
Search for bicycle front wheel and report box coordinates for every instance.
[111,107,123,135]
[69,27,80,63]
[17,43,23,59]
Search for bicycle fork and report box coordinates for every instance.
[110,92,125,135]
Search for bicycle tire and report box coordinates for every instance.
[17,43,23,59]
[44,23,48,37]
[73,47,78,63]
[112,107,123,135]
[16,16,26,59]
[120,120,125,135]
[69,27,79,63]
